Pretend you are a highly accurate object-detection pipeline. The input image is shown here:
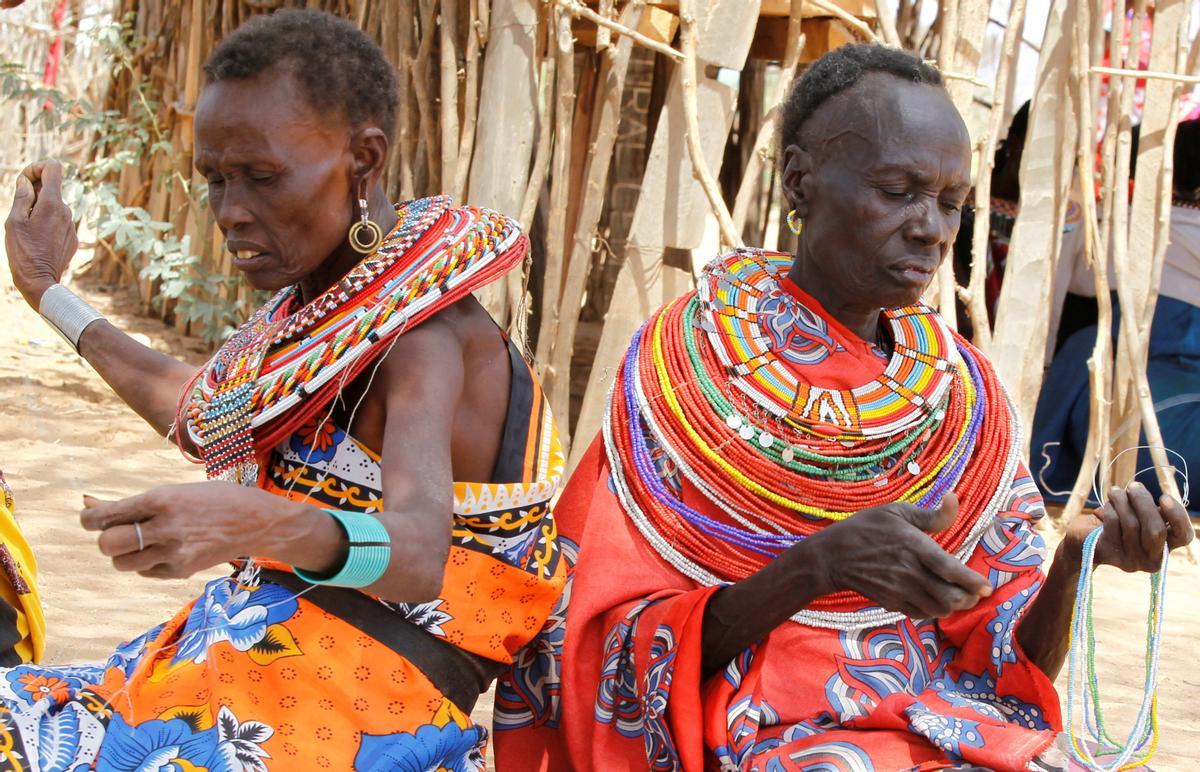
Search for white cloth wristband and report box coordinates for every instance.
[38,283,105,353]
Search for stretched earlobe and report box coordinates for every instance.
[780,143,814,219]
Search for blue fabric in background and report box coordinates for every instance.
[1031,295,1200,514]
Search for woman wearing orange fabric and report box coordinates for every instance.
[2,10,563,770]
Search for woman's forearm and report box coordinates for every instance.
[264,496,451,604]
[1015,540,1083,680]
[701,542,832,678]
[77,320,200,437]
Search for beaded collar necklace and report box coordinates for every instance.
[604,251,1020,629]
[698,250,958,441]
[179,196,528,484]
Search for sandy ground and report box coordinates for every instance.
[0,219,1197,768]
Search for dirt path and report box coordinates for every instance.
[0,209,1197,767]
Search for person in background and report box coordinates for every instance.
[0,473,43,668]
[1032,118,1200,517]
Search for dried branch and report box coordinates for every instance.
[519,19,555,229]
[410,0,440,191]
[732,1,804,237]
[534,8,576,366]
[596,0,615,49]
[542,0,647,437]
[554,0,684,61]
[1061,0,1111,525]
[452,0,484,200]
[678,0,742,249]
[807,0,877,43]
[1090,64,1200,85]
[873,0,900,47]
[964,0,1027,351]
[439,0,460,195]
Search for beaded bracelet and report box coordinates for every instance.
[293,509,391,589]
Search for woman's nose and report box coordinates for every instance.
[903,198,949,247]
[212,184,253,232]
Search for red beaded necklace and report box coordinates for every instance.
[605,252,1019,618]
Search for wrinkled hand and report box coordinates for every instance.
[1065,482,1193,572]
[5,160,79,308]
[80,482,281,580]
[802,492,993,620]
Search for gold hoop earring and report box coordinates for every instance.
[786,209,804,236]
[348,187,383,255]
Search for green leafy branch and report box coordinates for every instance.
[2,14,247,346]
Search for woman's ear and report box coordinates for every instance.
[780,143,814,218]
[348,126,391,191]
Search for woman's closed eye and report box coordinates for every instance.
[880,187,912,201]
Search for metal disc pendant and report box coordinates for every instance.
[758,432,774,449]
[781,446,796,463]
[907,461,921,476]
[726,414,743,430]
[348,219,384,254]
[739,425,755,441]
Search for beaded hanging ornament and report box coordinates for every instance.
[604,250,1021,629]
[180,196,528,484]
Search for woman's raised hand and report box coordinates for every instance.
[5,160,79,307]
[800,492,994,620]
[1065,481,1194,573]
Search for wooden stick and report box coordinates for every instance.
[1187,23,1200,78]
[453,0,483,200]
[1114,0,1188,507]
[932,0,958,328]
[873,0,900,47]
[806,0,878,43]
[732,2,804,237]
[535,8,576,367]
[678,0,742,250]
[543,0,647,442]
[411,0,440,191]
[1106,0,1149,489]
[395,0,418,200]
[595,0,614,50]
[476,0,491,45]
[939,69,990,87]
[1090,64,1200,85]
[519,16,555,230]
[1062,0,1111,525]
[964,0,1027,351]
[439,0,461,196]
[554,0,684,61]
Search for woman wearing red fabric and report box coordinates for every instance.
[494,46,1192,772]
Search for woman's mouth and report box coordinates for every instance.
[890,263,936,287]
[231,249,271,271]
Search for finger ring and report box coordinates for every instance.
[133,522,144,552]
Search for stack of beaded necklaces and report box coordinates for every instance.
[603,250,1022,630]
[178,195,527,484]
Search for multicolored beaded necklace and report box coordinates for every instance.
[603,250,1021,629]
[178,196,528,484]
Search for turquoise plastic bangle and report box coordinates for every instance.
[293,509,392,589]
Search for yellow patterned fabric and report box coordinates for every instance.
[0,474,44,665]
